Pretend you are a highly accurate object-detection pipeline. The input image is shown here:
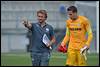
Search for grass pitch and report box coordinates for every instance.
[1,51,99,66]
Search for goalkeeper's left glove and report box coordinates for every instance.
[80,46,89,54]
[80,46,89,60]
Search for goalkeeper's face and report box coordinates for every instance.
[37,13,46,23]
[67,11,77,20]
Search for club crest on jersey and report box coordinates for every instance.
[46,28,49,32]
[77,23,81,27]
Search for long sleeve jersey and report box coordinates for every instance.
[62,16,93,50]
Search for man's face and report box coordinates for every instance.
[67,11,77,20]
[37,13,46,23]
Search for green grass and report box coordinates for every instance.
[1,52,32,66]
[49,52,99,66]
[1,52,99,66]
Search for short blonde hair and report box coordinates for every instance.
[37,10,47,19]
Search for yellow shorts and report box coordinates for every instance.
[66,48,87,66]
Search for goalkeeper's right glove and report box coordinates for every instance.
[58,44,67,53]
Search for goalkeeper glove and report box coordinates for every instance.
[58,44,67,53]
[80,46,89,60]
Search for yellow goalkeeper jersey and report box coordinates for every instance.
[62,16,93,50]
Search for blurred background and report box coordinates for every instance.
[1,1,99,66]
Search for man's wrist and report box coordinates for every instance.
[49,41,53,46]
[84,46,88,49]
[46,41,52,47]
[61,42,65,46]
[80,45,89,54]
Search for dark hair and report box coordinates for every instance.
[67,6,77,13]
[37,10,47,19]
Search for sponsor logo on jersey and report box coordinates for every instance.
[69,28,82,31]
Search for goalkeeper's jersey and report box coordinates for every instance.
[63,16,93,50]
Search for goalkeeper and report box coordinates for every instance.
[59,6,93,66]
